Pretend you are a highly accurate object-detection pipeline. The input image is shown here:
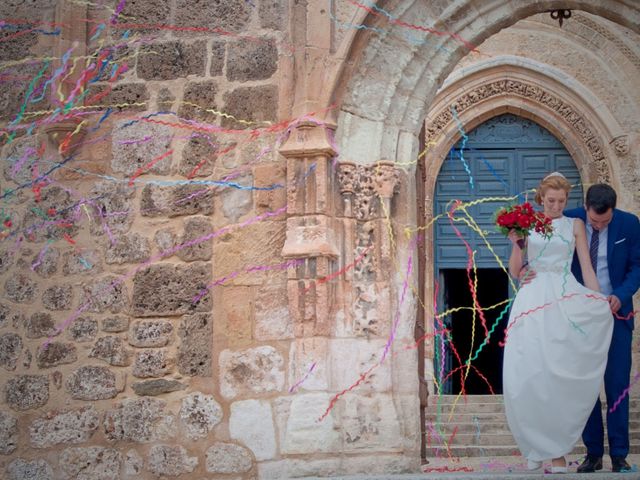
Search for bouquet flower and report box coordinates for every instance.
[494,202,553,248]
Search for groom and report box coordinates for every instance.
[565,183,640,473]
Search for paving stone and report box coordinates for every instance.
[227,38,278,82]
[206,442,254,474]
[42,284,73,311]
[65,366,119,400]
[147,444,198,476]
[138,40,206,80]
[36,342,77,368]
[6,374,49,411]
[177,313,213,376]
[0,333,22,370]
[59,446,122,480]
[0,410,18,454]
[132,378,185,396]
[89,336,131,366]
[29,406,100,448]
[180,392,223,440]
[132,349,172,378]
[6,459,53,480]
[4,273,38,303]
[66,317,99,342]
[104,232,151,264]
[222,85,278,129]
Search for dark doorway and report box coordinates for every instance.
[437,268,509,395]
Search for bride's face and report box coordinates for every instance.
[542,188,567,218]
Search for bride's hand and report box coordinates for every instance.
[508,229,525,247]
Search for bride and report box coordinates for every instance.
[502,172,613,473]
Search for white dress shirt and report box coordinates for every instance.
[586,222,613,295]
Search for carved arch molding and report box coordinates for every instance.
[425,79,613,183]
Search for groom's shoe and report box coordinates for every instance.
[611,456,631,473]
[577,454,603,473]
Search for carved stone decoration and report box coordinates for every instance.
[337,162,401,220]
[611,135,629,156]
[426,79,611,183]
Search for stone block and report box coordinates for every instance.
[31,246,59,277]
[330,339,392,393]
[178,134,218,177]
[128,319,173,347]
[174,0,252,33]
[0,248,13,275]
[132,379,185,396]
[206,442,253,474]
[101,315,129,333]
[89,181,134,236]
[217,286,252,348]
[179,392,223,440]
[81,275,129,314]
[6,374,49,411]
[253,161,287,213]
[177,313,212,376]
[90,83,149,112]
[177,216,213,261]
[132,349,172,378]
[154,228,176,252]
[89,336,131,366]
[6,459,53,480]
[0,302,10,328]
[4,273,37,303]
[65,366,119,400]
[229,399,276,461]
[0,29,38,62]
[67,317,99,342]
[29,406,100,448]
[220,346,284,399]
[3,135,38,184]
[179,80,219,123]
[222,85,278,129]
[210,41,225,76]
[104,232,151,264]
[257,458,340,479]
[0,333,22,371]
[36,342,77,368]
[137,40,206,80]
[147,445,198,476]
[288,338,329,391]
[280,393,341,454]
[124,449,143,476]
[103,397,169,442]
[255,283,292,341]
[140,183,215,218]
[42,284,73,311]
[132,262,211,316]
[25,312,57,339]
[22,186,80,242]
[116,0,170,32]
[227,38,278,82]
[221,176,253,223]
[259,0,286,30]
[111,119,174,177]
[62,249,101,275]
[60,446,122,480]
[0,410,18,454]
[341,393,402,452]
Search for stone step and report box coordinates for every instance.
[427,431,640,447]
[425,419,640,434]
[425,443,640,458]
[428,395,640,411]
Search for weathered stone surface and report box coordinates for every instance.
[222,85,278,129]
[221,176,253,222]
[101,315,129,333]
[133,349,172,378]
[60,446,122,480]
[138,40,206,80]
[0,302,10,328]
[330,339,392,393]
[29,406,100,448]
[22,349,32,369]
[175,0,251,33]
[124,449,143,476]
[3,135,38,184]
[132,378,185,396]
[206,442,253,474]
[177,134,218,178]
[32,246,59,277]
[154,227,176,252]
[259,0,286,30]
[179,80,218,123]
[0,410,18,454]
[140,184,214,217]
[255,283,292,340]
[0,248,13,275]
[157,87,175,109]
[112,120,173,176]
[132,263,211,316]
[230,399,276,461]
[128,319,173,347]
[180,392,223,440]
[25,312,58,339]
[253,160,287,213]
[220,346,285,399]
[65,366,119,400]
[176,216,213,261]
[4,273,37,303]
[147,444,198,476]
[36,342,77,368]
[177,313,212,376]
[210,41,225,76]
[6,459,53,480]
[51,371,62,389]
[89,336,131,366]
[218,287,252,348]
[0,0,55,18]
[116,0,170,32]
[0,333,22,370]
[22,187,79,243]
[67,317,99,342]
[104,232,151,264]
[81,275,129,313]
[227,38,278,82]
[341,393,402,452]
[89,181,135,235]
[91,83,149,112]
[62,249,101,275]
[42,284,73,311]
[6,374,49,411]
[103,398,169,442]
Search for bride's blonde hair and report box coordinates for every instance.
[534,172,572,205]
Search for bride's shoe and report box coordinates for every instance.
[551,457,567,473]
[527,459,542,470]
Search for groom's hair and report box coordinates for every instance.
[585,184,617,214]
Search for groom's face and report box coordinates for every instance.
[586,207,613,231]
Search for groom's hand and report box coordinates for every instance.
[608,294,621,313]
[519,266,536,284]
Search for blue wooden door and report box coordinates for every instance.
[433,114,583,394]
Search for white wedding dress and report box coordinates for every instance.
[503,216,613,462]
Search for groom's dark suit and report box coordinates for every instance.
[565,207,640,458]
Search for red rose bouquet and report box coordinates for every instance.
[494,202,553,248]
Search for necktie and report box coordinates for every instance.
[590,229,599,274]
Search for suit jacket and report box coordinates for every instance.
[565,207,640,330]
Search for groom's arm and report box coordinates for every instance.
[611,213,640,309]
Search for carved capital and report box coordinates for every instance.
[279,121,336,159]
[373,161,400,199]
[611,135,629,157]
[336,162,401,220]
[337,162,357,194]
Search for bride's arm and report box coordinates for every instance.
[507,229,526,278]
[574,218,600,292]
